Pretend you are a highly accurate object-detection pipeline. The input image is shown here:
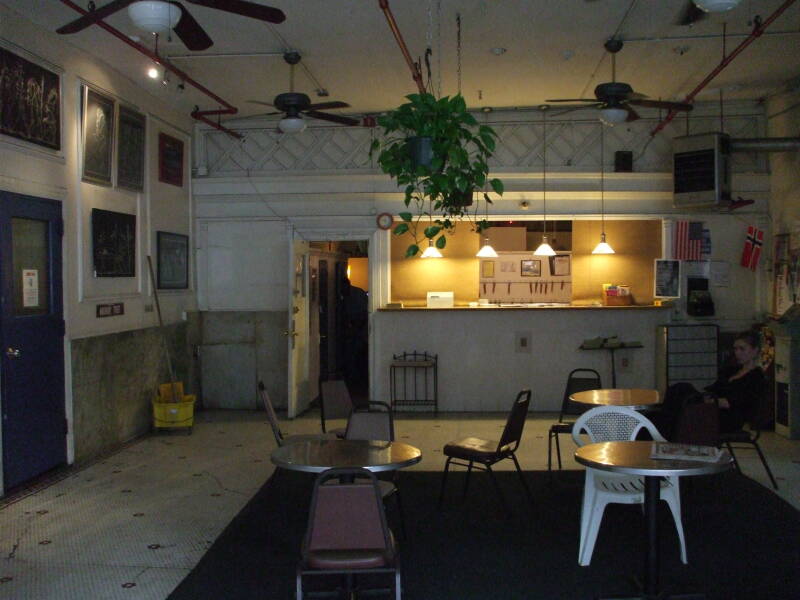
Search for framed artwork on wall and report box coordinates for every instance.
[0,46,61,150]
[82,87,115,185]
[654,258,681,298]
[549,254,571,276]
[520,259,541,277]
[481,260,495,278]
[92,208,136,277]
[117,105,145,191]
[156,231,189,289]
[158,132,184,187]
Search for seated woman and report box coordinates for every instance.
[655,331,765,439]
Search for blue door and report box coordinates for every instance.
[0,191,65,491]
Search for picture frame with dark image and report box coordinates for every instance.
[654,259,681,298]
[117,105,145,191]
[549,254,571,276]
[157,231,189,289]
[520,259,541,277]
[82,87,115,185]
[158,132,184,187]
[0,46,61,150]
[92,208,136,277]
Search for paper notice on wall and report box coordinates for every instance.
[23,269,39,307]
[710,261,731,287]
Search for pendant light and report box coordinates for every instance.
[534,110,556,256]
[420,239,443,258]
[592,125,615,254]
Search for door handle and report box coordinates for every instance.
[5,347,20,358]
[283,330,298,338]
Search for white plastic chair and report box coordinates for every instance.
[571,405,687,567]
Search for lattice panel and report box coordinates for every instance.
[201,112,765,177]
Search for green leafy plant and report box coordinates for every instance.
[370,93,504,257]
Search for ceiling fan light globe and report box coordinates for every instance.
[600,107,628,125]
[278,116,307,134]
[128,1,180,34]
[693,0,742,13]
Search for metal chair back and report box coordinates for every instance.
[258,380,284,446]
[345,402,394,442]
[497,389,532,454]
[559,368,602,420]
[320,380,353,432]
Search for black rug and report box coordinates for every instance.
[169,469,799,599]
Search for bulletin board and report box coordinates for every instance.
[478,251,572,304]
[774,232,800,317]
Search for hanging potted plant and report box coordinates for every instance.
[371,92,504,257]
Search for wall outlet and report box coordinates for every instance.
[515,331,532,353]
[619,356,632,371]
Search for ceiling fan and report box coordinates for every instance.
[248,52,359,133]
[57,0,286,51]
[545,39,694,124]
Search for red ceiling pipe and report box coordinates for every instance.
[378,0,426,95]
[650,0,798,137]
[59,0,242,138]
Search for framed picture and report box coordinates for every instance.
[82,87,115,185]
[549,254,571,276]
[92,208,136,277]
[654,259,681,298]
[157,231,189,289]
[158,132,184,187]
[520,259,541,277]
[117,105,145,191]
[481,260,495,278]
[0,46,61,150]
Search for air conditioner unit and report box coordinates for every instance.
[673,132,731,208]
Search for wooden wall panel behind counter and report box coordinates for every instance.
[572,220,661,305]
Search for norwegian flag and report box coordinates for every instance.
[673,221,703,261]
[740,225,764,271]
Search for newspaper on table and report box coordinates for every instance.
[650,442,723,463]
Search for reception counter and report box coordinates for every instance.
[372,304,671,412]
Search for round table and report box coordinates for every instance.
[575,440,732,599]
[570,388,660,410]
[271,439,422,474]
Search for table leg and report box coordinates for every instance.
[609,347,617,388]
[643,475,660,599]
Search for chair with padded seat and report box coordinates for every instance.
[438,389,533,510]
[572,405,687,567]
[258,381,336,447]
[320,379,353,437]
[297,467,401,600]
[547,368,602,471]
[344,402,407,538]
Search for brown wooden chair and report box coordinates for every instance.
[547,369,602,471]
[297,467,401,600]
[438,389,533,510]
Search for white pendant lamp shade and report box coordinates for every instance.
[592,232,615,255]
[420,240,443,258]
[128,1,180,34]
[476,237,498,258]
[694,0,742,12]
[533,236,556,256]
[278,116,307,134]
[600,106,627,125]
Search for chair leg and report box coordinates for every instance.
[485,464,508,511]
[395,560,402,600]
[547,431,553,472]
[462,461,474,501]
[296,565,303,600]
[555,432,562,470]
[726,442,740,471]
[438,457,452,508]
[752,441,779,490]
[579,493,607,567]
[511,453,534,505]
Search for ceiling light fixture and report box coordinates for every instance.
[420,239,443,258]
[278,115,307,134]
[599,106,628,125]
[534,110,556,257]
[693,0,743,13]
[592,125,615,255]
[128,1,180,34]
[147,65,159,79]
[476,237,498,258]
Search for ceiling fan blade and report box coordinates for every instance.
[626,91,648,100]
[57,0,135,34]
[676,1,708,26]
[625,106,641,122]
[629,99,694,112]
[170,2,213,51]
[545,98,597,103]
[185,0,285,24]
[307,101,350,111]
[304,111,360,126]
[549,104,601,117]
[247,100,275,107]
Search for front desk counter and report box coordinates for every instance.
[372,303,671,412]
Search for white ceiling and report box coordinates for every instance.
[5,0,800,125]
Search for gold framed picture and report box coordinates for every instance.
[481,260,495,278]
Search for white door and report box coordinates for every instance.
[287,239,311,418]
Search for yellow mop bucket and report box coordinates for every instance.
[153,382,196,430]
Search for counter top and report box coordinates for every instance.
[379,304,671,311]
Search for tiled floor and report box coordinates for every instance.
[1,409,798,599]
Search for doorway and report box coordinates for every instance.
[0,191,66,492]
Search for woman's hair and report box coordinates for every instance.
[735,330,761,349]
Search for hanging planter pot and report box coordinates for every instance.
[448,188,474,207]
[407,136,433,168]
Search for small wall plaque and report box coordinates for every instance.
[96,302,124,318]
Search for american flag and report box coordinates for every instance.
[673,221,703,261]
